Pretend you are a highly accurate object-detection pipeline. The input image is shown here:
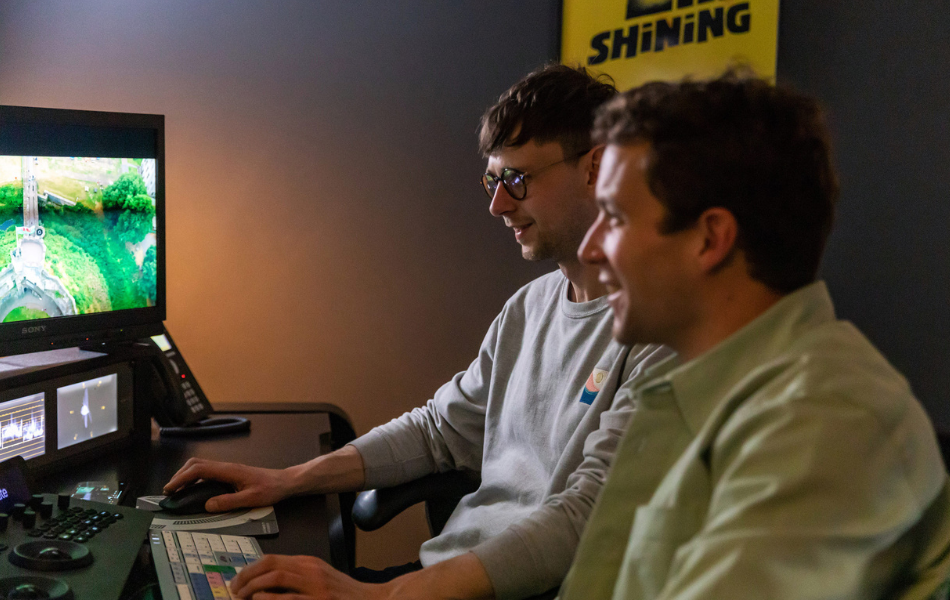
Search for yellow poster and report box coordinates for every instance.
[561,0,780,90]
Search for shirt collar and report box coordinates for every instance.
[638,281,837,435]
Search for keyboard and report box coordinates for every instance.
[151,530,263,600]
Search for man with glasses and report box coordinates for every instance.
[165,64,670,600]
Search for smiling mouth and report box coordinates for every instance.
[512,223,532,240]
[600,272,620,293]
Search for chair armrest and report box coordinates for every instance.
[352,470,480,532]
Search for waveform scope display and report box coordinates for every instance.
[0,393,46,462]
[57,373,118,450]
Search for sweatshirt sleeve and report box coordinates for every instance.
[348,313,501,490]
[470,344,675,600]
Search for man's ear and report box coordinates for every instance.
[586,145,606,188]
[695,207,739,274]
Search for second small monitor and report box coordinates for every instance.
[0,393,46,463]
[57,374,118,450]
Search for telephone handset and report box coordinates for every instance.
[141,327,249,437]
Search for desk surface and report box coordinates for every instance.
[32,409,347,597]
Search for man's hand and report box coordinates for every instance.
[163,458,295,513]
[229,554,386,600]
[229,552,495,600]
[163,446,366,513]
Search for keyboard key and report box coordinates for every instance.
[172,563,188,584]
[208,537,226,552]
[189,574,214,600]
[205,571,229,599]
[176,584,195,600]
[222,537,242,554]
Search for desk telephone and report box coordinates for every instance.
[140,328,250,437]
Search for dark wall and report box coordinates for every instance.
[777,3,950,430]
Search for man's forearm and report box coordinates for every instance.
[284,444,366,496]
[383,552,495,600]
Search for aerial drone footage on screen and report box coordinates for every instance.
[0,155,157,323]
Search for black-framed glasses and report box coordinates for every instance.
[480,149,591,200]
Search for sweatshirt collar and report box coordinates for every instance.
[559,273,610,318]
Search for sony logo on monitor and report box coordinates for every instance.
[21,325,46,335]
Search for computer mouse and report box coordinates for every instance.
[159,479,236,515]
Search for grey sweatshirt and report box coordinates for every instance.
[350,271,672,599]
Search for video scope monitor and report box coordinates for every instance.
[57,373,118,450]
[0,106,165,354]
[0,392,46,463]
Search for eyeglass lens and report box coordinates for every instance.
[481,169,527,200]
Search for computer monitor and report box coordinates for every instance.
[0,105,165,355]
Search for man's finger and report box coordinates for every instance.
[205,489,257,513]
[163,460,209,492]
[230,568,306,599]
[230,554,279,593]
[164,460,235,493]
[162,458,204,492]
[235,594,308,600]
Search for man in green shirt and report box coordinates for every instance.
[563,73,950,600]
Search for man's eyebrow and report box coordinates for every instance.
[485,162,520,176]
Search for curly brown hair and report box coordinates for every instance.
[593,72,839,294]
[479,63,617,159]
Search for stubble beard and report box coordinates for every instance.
[521,235,573,263]
[521,219,592,264]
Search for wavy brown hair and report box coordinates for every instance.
[594,72,839,294]
[479,64,617,160]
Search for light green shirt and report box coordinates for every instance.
[560,281,950,600]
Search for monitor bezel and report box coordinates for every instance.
[0,105,166,355]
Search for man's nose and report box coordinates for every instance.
[578,215,606,264]
[489,183,517,217]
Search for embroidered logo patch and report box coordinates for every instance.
[580,368,609,405]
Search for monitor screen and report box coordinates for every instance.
[57,373,119,450]
[0,106,165,354]
[0,156,157,320]
[0,392,46,462]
